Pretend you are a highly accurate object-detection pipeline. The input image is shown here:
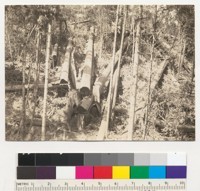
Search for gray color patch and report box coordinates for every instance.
[84,153,101,165]
[134,153,150,166]
[101,153,118,165]
[150,153,167,165]
[117,153,134,165]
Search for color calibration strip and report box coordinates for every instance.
[16,179,187,191]
[17,165,186,179]
[17,153,186,180]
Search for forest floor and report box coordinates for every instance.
[5,55,190,141]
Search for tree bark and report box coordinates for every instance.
[128,6,142,140]
[41,22,52,141]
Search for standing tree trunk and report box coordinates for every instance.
[99,8,104,61]
[179,39,186,75]
[143,38,155,139]
[30,29,41,129]
[5,10,13,62]
[128,6,142,140]
[112,6,127,111]
[105,5,120,137]
[20,51,26,140]
[97,5,119,140]
[191,59,195,83]
[41,22,52,141]
[143,5,157,140]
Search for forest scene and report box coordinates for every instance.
[5,5,195,141]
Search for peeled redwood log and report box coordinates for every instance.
[79,27,94,96]
[60,39,73,84]
[97,102,108,140]
[69,53,77,89]
[93,50,120,103]
[77,96,94,114]
[5,83,68,92]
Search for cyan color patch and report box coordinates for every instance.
[149,166,166,179]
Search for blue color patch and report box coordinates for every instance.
[149,166,166,179]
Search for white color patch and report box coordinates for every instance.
[167,153,187,166]
[56,167,76,179]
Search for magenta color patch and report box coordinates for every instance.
[76,166,94,179]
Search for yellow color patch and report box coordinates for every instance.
[112,166,130,179]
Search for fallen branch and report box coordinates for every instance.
[5,83,67,92]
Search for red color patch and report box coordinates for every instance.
[94,166,112,179]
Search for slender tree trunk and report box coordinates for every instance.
[99,29,103,61]
[20,51,26,140]
[112,6,127,111]
[128,6,142,140]
[143,38,155,139]
[7,33,13,62]
[143,5,157,140]
[99,8,104,61]
[104,5,120,137]
[30,29,41,129]
[5,11,13,62]
[41,22,52,141]
[25,57,33,109]
[179,39,186,75]
[191,59,195,83]
[132,18,135,60]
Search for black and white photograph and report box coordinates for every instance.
[5,5,195,141]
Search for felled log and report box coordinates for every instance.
[26,118,50,127]
[96,102,108,140]
[150,58,168,91]
[77,96,94,114]
[156,36,192,72]
[5,83,68,92]
[93,50,120,103]
[69,51,77,89]
[79,27,94,96]
[60,39,73,84]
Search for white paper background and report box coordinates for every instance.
[0,0,199,190]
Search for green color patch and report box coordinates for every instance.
[130,166,149,179]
